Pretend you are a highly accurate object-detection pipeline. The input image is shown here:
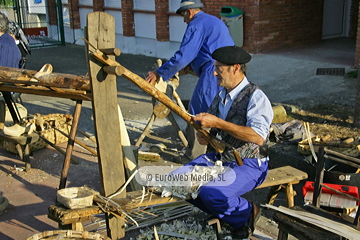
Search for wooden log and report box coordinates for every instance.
[100,48,121,56]
[0,67,91,91]
[87,12,126,239]
[103,66,125,76]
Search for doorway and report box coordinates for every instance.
[322,0,351,39]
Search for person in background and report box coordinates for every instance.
[180,46,273,239]
[8,19,31,69]
[0,12,21,68]
[0,12,22,122]
[146,0,234,162]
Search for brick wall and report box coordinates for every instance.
[204,0,323,53]
[122,0,135,37]
[355,4,360,66]
[350,0,360,38]
[155,0,170,42]
[93,0,104,12]
[47,0,58,25]
[68,0,80,29]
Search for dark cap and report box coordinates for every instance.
[212,46,251,65]
[176,0,204,14]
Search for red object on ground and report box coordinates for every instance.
[302,181,359,205]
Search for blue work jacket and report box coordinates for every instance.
[157,11,234,115]
[0,33,21,68]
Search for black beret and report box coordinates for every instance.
[212,46,251,65]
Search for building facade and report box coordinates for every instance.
[54,0,359,65]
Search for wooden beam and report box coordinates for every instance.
[0,67,91,91]
[86,12,126,239]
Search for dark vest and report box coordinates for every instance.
[207,82,268,162]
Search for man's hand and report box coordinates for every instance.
[145,70,160,85]
[193,112,219,128]
[194,113,219,145]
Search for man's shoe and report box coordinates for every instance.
[231,202,261,239]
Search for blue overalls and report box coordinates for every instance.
[157,11,234,115]
[173,153,268,228]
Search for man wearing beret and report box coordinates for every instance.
[185,46,273,239]
[146,0,234,162]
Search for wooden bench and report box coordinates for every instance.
[257,165,308,208]
[48,165,308,231]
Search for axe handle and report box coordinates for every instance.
[90,52,225,153]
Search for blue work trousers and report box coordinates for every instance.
[181,153,268,228]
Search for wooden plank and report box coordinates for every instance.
[118,105,142,191]
[86,12,126,239]
[0,85,91,100]
[257,166,308,189]
[268,204,360,240]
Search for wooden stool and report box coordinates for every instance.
[0,100,39,171]
[0,133,39,171]
[257,166,308,207]
[48,204,102,231]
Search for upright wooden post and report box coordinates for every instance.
[86,12,126,239]
[59,99,83,189]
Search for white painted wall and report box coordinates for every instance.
[134,0,155,10]
[79,8,93,29]
[169,15,186,42]
[105,0,121,8]
[64,1,185,59]
[79,0,93,6]
[134,13,156,39]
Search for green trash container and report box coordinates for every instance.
[220,6,244,47]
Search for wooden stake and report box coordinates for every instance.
[59,100,83,189]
